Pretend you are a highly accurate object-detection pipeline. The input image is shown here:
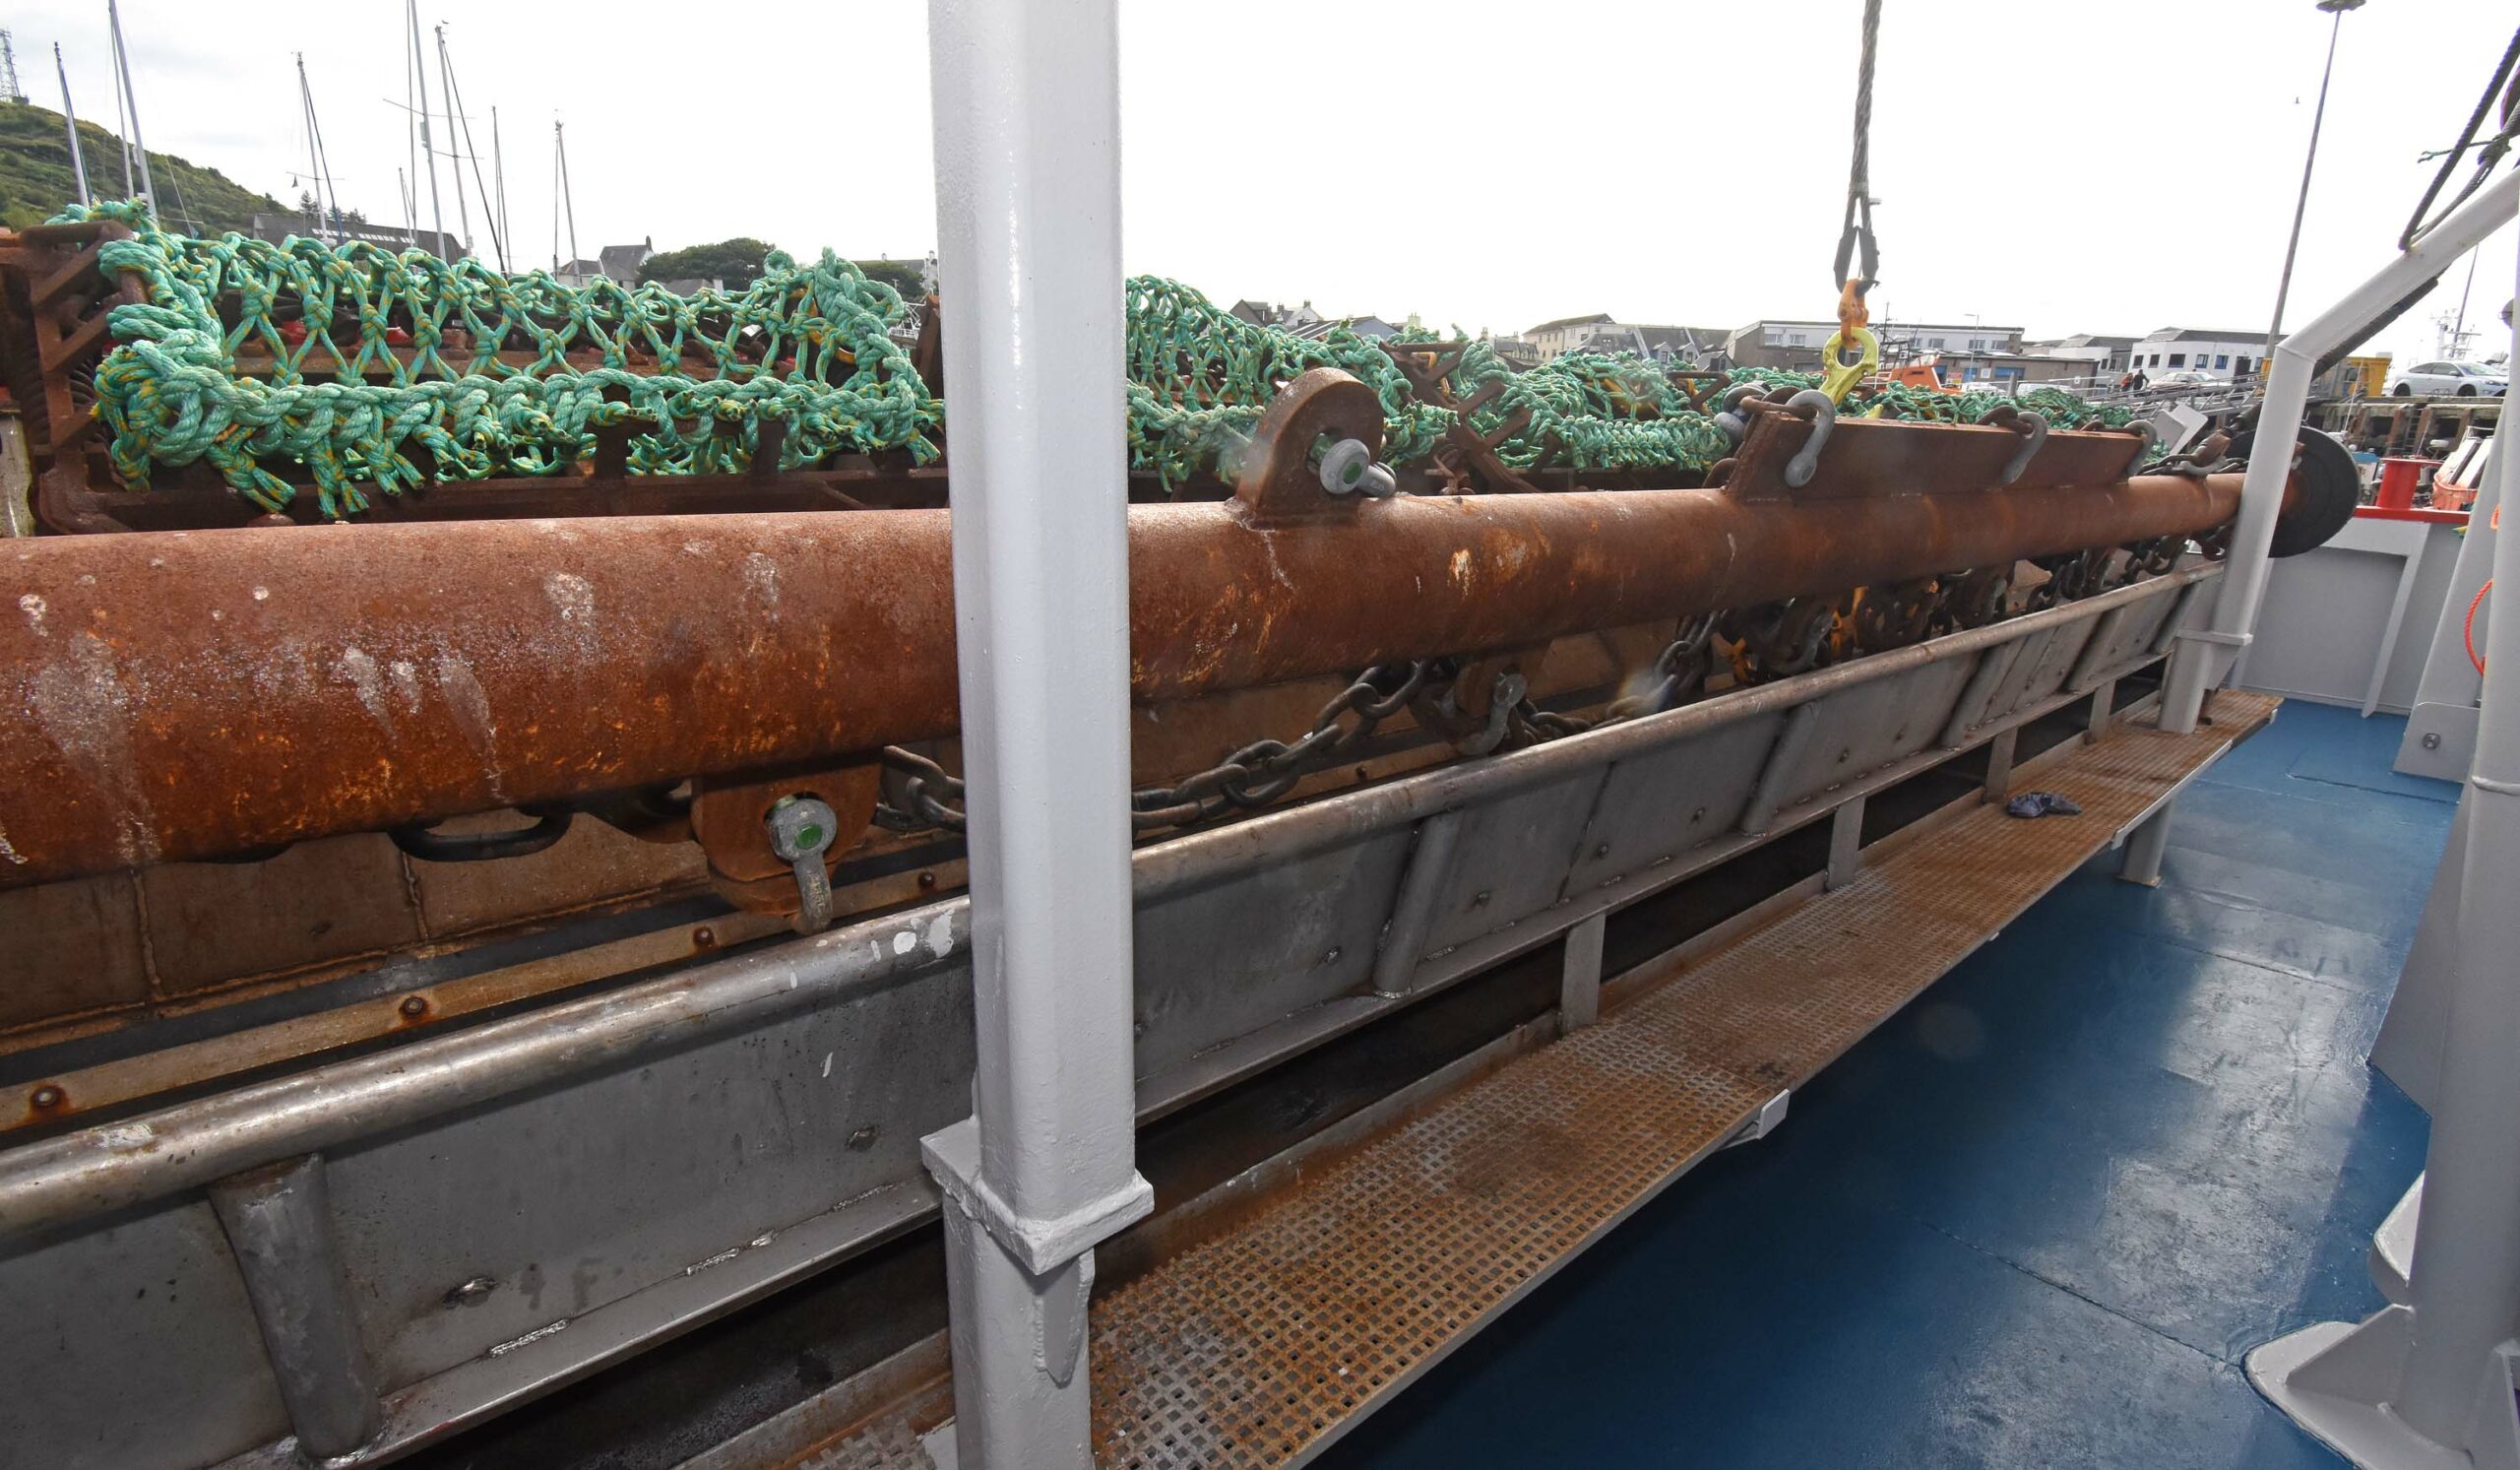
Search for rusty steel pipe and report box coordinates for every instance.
[0,474,2244,887]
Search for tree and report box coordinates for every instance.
[637,236,780,290]
[855,258,927,300]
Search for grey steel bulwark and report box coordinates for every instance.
[0,565,2211,1469]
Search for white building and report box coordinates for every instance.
[558,239,656,289]
[1523,314,1731,365]
[1727,318,2024,374]
[1524,313,1616,359]
[2126,328,2269,380]
[2022,334,2139,379]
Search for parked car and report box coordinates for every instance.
[2149,368,2216,389]
[2387,359,2509,397]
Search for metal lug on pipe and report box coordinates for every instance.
[765,795,838,934]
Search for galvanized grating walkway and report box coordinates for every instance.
[802,695,2279,1470]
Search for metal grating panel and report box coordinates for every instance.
[1087,695,2278,1470]
[791,694,2279,1470]
[785,1374,954,1470]
[793,1417,931,1470]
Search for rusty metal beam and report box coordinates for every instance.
[0,462,2250,888]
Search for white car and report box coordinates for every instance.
[2387,359,2508,397]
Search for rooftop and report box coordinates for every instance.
[2145,327,2272,343]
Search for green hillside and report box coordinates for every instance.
[0,102,282,232]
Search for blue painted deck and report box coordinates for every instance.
[1314,700,2459,1470]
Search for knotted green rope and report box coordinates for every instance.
[55,202,2131,514]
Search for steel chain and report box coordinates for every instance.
[867,544,2210,840]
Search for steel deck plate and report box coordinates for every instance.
[794,695,2280,1470]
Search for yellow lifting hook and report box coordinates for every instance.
[1819,278,1878,406]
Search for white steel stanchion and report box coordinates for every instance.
[916,2,1152,1464]
[2244,233,2520,1470]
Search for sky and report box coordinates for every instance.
[14,0,2517,367]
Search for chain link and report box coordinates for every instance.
[869,546,2204,841]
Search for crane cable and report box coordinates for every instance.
[1822,0,1885,404]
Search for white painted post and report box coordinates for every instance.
[916,2,1152,1464]
[2245,224,2520,1470]
[2392,239,2520,1449]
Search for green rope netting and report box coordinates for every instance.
[69,200,940,515]
[56,202,2130,515]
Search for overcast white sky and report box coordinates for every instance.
[15,0,2517,365]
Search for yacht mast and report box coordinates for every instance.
[54,44,90,207]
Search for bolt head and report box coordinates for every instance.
[443,1276,497,1307]
[398,994,429,1019]
[30,1084,65,1112]
[2425,732,2442,749]
[766,795,842,862]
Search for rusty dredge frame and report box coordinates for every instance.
[0,217,2349,917]
[0,175,2371,1467]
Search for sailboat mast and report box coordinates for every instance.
[553,119,579,279]
[401,0,416,244]
[54,44,90,207]
[105,0,153,209]
[305,62,342,244]
[492,105,511,273]
[432,25,471,259]
[406,0,442,252]
[296,54,325,241]
[435,26,507,271]
[107,15,133,198]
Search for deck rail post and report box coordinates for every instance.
[916,2,1152,1464]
